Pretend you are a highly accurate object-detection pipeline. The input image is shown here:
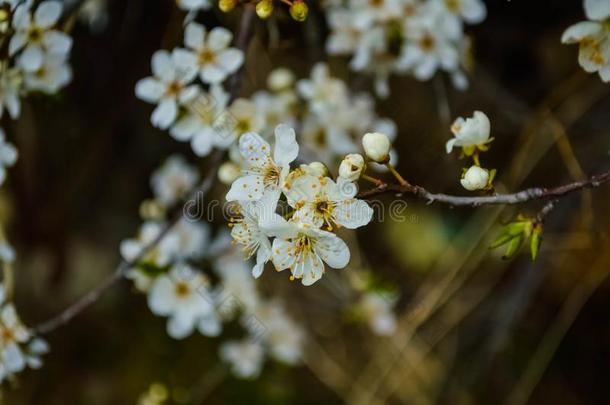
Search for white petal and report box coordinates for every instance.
[152,50,176,82]
[191,129,215,156]
[300,253,325,286]
[148,276,175,316]
[184,22,205,50]
[42,31,72,55]
[239,131,272,168]
[8,33,28,56]
[273,124,299,167]
[313,230,350,269]
[200,64,227,84]
[3,344,25,372]
[260,214,299,239]
[333,200,373,229]
[462,0,486,24]
[208,27,232,51]
[198,314,221,337]
[151,99,177,129]
[167,315,196,339]
[35,1,62,28]
[599,64,610,82]
[18,45,44,72]
[216,48,243,74]
[561,21,601,44]
[270,238,295,272]
[169,114,198,141]
[172,48,198,81]
[135,78,165,102]
[585,0,610,20]
[226,175,264,201]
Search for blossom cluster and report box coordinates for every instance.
[0,282,49,384]
[121,155,305,379]
[323,0,486,97]
[0,0,73,118]
[562,0,610,82]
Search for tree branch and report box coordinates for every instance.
[357,170,610,207]
[33,7,257,335]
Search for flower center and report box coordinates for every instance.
[263,164,280,187]
[175,282,190,297]
[419,34,436,52]
[166,81,183,97]
[28,27,43,42]
[0,326,15,343]
[198,49,216,64]
[315,199,335,230]
[444,0,460,12]
[295,235,314,256]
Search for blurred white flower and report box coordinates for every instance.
[359,292,397,336]
[170,85,231,156]
[135,50,199,129]
[151,155,199,207]
[10,1,72,72]
[174,22,244,85]
[0,65,22,119]
[220,339,265,379]
[562,0,610,82]
[147,264,220,339]
[446,110,492,154]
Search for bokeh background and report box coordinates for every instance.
[3,0,610,403]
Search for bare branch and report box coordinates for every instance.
[357,170,610,207]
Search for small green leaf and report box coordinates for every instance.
[137,261,166,276]
[503,235,524,260]
[490,231,519,249]
[530,224,543,260]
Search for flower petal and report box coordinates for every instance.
[151,99,178,129]
[273,124,299,167]
[35,1,62,28]
[226,174,264,201]
[184,22,205,50]
[208,27,232,51]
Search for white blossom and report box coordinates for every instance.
[10,1,72,72]
[226,124,299,203]
[445,110,492,154]
[339,153,365,182]
[220,339,265,379]
[263,215,350,286]
[151,155,199,207]
[135,50,199,129]
[147,264,220,339]
[359,292,397,336]
[174,22,244,85]
[562,0,610,82]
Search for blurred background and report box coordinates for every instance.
[3,0,610,403]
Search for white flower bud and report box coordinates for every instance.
[302,161,328,177]
[218,162,241,185]
[339,153,365,181]
[460,166,490,191]
[267,68,295,92]
[362,132,391,163]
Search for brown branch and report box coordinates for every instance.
[33,7,257,335]
[357,170,610,207]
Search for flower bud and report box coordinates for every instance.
[218,162,241,185]
[267,68,295,92]
[302,161,328,177]
[218,0,237,12]
[339,153,365,181]
[460,166,490,191]
[256,0,274,19]
[289,0,308,21]
[362,132,391,163]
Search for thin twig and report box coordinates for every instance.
[357,170,610,207]
[33,7,257,335]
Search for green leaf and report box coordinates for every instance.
[490,231,519,249]
[503,235,524,260]
[530,225,543,260]
[137,261,167,276]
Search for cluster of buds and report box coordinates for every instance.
[490,215,543,260]
[446,111,496,191]
[219,0,308,22]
